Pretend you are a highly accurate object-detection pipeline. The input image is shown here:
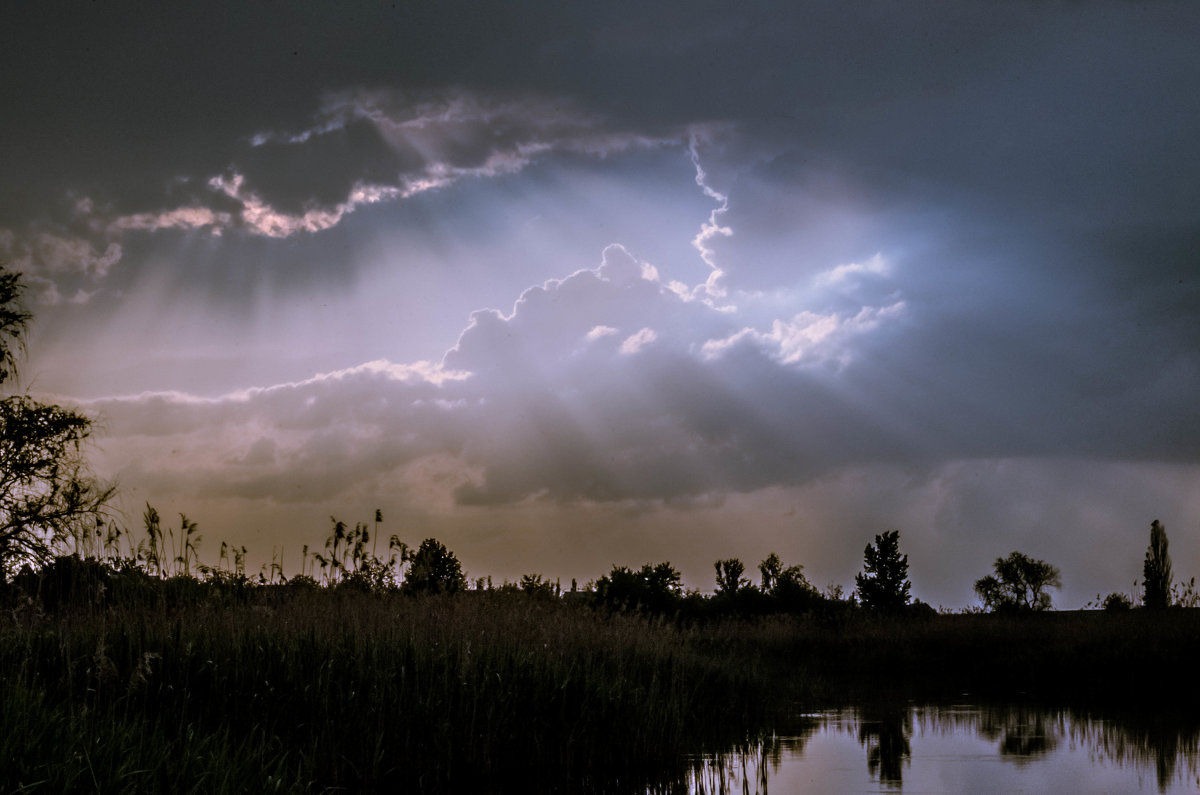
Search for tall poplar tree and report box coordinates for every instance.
[1143,519,1172,609]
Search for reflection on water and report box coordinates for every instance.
[858,704,912,789]
[680,704,1200,794]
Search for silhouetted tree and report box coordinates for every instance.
[759,552,784,592]
[974,551,1061,612]
[714,557,748,595]
[595,562,683,614]
[855,530,911,611]
[758,551,819,611]
[519,572,558,599]
[402,538,466,595]
[1143,519,1172,609]
[0,268,113,581]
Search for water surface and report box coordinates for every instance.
[684,704,1200,794]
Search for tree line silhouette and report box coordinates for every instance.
[5,500,1187,623]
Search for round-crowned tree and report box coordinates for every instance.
[402,538,466,595]
[974,551,1061,612]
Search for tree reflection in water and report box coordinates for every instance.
[973,705,1061,761]
[1072,712,1199,794]
[680,719,818,795]
[857,705,912,789]
[676,704,1200,795]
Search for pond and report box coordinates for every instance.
[682,703,1200,794]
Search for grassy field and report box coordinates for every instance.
[3,559,1199,793]
[1,574,774,793]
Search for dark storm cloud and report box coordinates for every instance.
[3,7,695,301]
[6,0,1197,250]
[9,0,1200,503]
[3,0,722,221]
[8,1,1198,194]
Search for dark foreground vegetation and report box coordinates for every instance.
[5,555,1200,793]
[1,565,769,793]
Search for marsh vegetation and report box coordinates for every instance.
[5,539,1200,792]
[1,574,773,792]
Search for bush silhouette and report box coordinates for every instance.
[1102,592,1133,612]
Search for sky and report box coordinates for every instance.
[3,1,1199,608]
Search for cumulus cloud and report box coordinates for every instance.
[619,328,657,355]
[442,244,714,376]
[703,301,906,367]
[585,325,618,341]
[814,253,888,287]
[80,241,914,508]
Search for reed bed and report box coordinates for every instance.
[0,588,778,793]
[5,559,1200,792]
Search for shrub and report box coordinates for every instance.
[1102,592,1133,612]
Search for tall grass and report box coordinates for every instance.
[6,545,1200,792]
[0,585,779,793]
